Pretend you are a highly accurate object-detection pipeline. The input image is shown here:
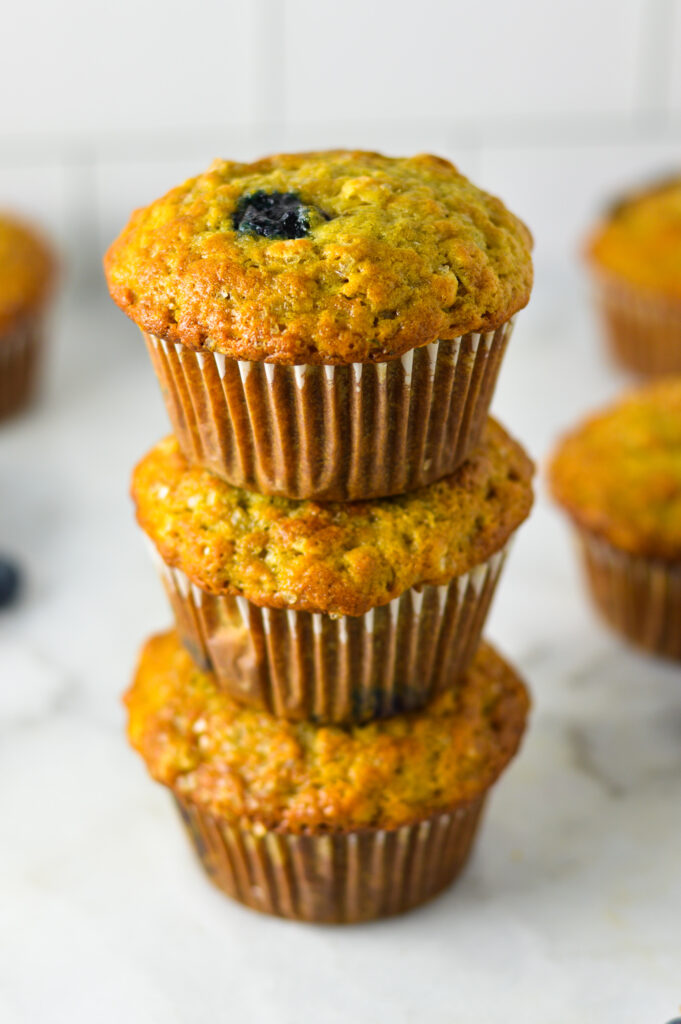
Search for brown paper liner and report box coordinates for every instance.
[0,318,43,420]
[174,794,486,923]
[144,320,513,500]
[149,542,509,723]
[591,271,681,376]
[577,528,681,659]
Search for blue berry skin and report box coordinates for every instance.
[233,190,313,239]
[0,558,21,608]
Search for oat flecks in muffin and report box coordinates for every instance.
[0,214,54,333]
[125,631,530,833]
[587,175,681,299]
[131,419,534,616]
[549,378,681,560]
[104,150,533,363]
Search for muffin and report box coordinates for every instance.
[0,214,54,419]
[587,175,681,375]
[125,630,530,924]
[105,150,533,500]
[549,378,681,658]
[132,418,533,723]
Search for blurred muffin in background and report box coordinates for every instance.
[0,213,55,420]
[587,175,681,376]
[549,378,681,660]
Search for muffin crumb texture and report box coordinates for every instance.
[132,419,534,616]
[550,378,681,559]
[105,150,533,362]
[125,631,529,833]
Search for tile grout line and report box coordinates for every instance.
[634,0,675,125]
[61,146,101,295]
[2,114,681,168]
[253,0,287,139]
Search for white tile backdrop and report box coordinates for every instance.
[2,0,681,288]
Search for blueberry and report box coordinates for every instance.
[0,557,20,608]
[233,190,317,239]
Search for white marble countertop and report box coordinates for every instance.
[1,272,679,1024]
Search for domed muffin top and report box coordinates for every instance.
[550,378,681,559]
[132,419,534,616]
[105,150,533,364]
[125,631,529,833]
[587,175,681,299]
[0,214,54,333]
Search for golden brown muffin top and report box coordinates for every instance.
[132,420,534,616]
[0,214,54,332]
[126,630,529,833]
[550,378,681,560]
[104,150,533,364]
[587,175,681,299]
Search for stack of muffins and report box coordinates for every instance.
[105,151,535,923]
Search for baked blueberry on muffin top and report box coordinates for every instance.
[233,190,328,239]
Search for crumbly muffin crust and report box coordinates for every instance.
[0,214,54,333]
[588,176,681,299]
[125,631,529,833]
[105,150,533,363]
[132,419,534,616]
[550,378,681,560]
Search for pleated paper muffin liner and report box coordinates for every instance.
[149,542,509,723]
[174,794,486,924]
[0,317,43,420]
[144,319,514,501]
[577,528,681,659]
[591,271,681,376]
